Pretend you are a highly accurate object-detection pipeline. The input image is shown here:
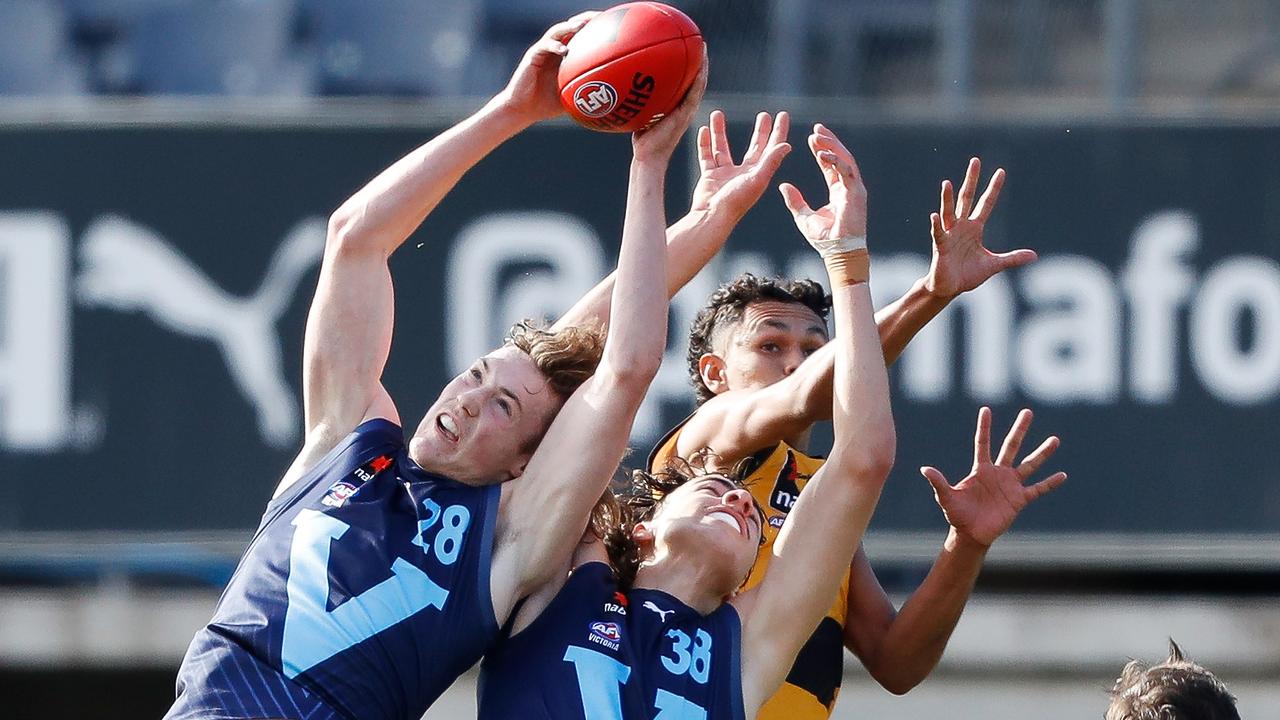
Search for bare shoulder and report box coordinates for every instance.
[272,402,400,500]
[673,393,737,457]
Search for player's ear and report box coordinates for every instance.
[506,452,531,481]
[631,522,655,556]
[698,353,730,395]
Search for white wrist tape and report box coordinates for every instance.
[809,233,868,259]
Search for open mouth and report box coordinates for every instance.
[706,510,745,536]
[436,413,460,443]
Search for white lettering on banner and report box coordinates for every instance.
[74,215,326,449]
[2,208,1277,454]
[1191,257,1280,403]
[1123,212,1198,402]
[445,212,605,378]
[0,213,73,450]
[1017,256,1121,403]
[444,209,1280,446]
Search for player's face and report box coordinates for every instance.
[714,301,827,394]
[647,476,764,594]
[409,345,562,485]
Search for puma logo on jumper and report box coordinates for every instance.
[643,601,674,621]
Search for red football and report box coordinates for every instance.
[557,2,704,133]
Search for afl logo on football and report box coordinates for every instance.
[574,81,618,117]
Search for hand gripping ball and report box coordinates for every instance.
[557,2,704,133]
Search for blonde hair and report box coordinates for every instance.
[506,319,604,398]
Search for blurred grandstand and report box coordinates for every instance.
[1,1,1278,719]
[0,0,1278,103]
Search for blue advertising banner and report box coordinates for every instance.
[0,114,1276,556]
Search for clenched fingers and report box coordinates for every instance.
[547,11,598,42]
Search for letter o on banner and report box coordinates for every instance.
[1191,256,1280,404]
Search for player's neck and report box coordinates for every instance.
[633,550,731,616]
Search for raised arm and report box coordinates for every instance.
[554,110,791,332]
[281,15,597,493]
[676,156,1033,462]
[490,62,708,618]
[734,129,896,714]
[843,407,1066,692]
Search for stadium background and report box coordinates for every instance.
[0,0,1277,717]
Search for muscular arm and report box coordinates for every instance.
[554,110,792,332]
[844,406,1066,693]
[276,18,593,496]
[490,64,707,621]
[304,101,534,433]
[674,284,946,459]
[677,157,1028,469]
[841,533,985,694]
[553,208,734,332]
[736,130,896,714]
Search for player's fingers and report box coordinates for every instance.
[1016,435,1061,480]
[812,123,854,159]
[547,11,599,41]
[939,180,956,231]
[527,37,568,61]
[696,125,714,172]
[751,141,792,181]
[920,466,953,499]
[1024,471,1067,501]
[956,157,980,218]
[769,111,791,151]
[994,248,1037,271]
[662,54,708,129]
[808,134,837,180]
[973,406,992,467]
[996,408,1034,466]
[743,112,772,164]
[779,182,814,218]
[816,149,854,179]
[930,212,946,243]
[972,167,1006,221]
[708,109,731,165]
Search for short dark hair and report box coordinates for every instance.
[1105,640,1240,720]
[686,273,831,404]
[596,453,760,589]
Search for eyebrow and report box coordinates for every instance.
[758,318,829,338]
[480,359,524,414]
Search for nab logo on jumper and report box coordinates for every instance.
[167,419,501,720]
[769,450,809,513]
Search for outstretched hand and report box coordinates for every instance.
[689,110,792,222]
[921,407,1066,548]
[925,158,1036,298]
[778,124,868,256]
[497,12,598,125]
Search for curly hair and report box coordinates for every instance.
[595,453,760,589]
[686,273,832,404]
[507,319,605,398]
[1105,640,1240,720]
